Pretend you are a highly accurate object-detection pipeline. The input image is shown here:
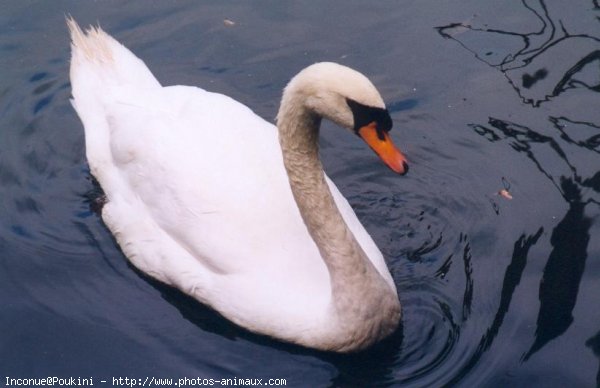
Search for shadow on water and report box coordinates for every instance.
[471,117,600,203]
[465,116,598,372]
[437,0,600,383]
[446,228,544,385]
[467,114,598,364]
[522,178,591,361]
[586,331,600,386]
[459,234,474,322]
[436,0,600,107]
[432,233,475,322]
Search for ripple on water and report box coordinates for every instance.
[327,141,491,386]
[393,279,461,386]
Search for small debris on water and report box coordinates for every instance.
[498,189,513,200]
[223,19,236,27]
[497,177,513,199]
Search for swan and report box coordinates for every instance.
[67,18,408,352]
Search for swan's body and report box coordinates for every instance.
[68,19,407,352]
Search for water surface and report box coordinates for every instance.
[1,1,599,386]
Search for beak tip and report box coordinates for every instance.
[400,161,409,175]
[392,160,408,175]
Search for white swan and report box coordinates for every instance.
[68,19,408,352]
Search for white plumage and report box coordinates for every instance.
[68,18,404,352]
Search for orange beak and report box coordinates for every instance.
[358,122,408,175]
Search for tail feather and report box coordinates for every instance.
[67,17,160,91]
[67,17,114,63]
[67,17,161,196]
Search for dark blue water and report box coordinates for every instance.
[1,1,599,386]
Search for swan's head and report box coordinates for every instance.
[281,62,408,175]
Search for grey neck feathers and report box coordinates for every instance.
[277,91,400,351]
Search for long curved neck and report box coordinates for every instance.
[278,103,373,286]
[277,91,399,348]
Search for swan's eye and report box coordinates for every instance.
[346,98,393,139]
